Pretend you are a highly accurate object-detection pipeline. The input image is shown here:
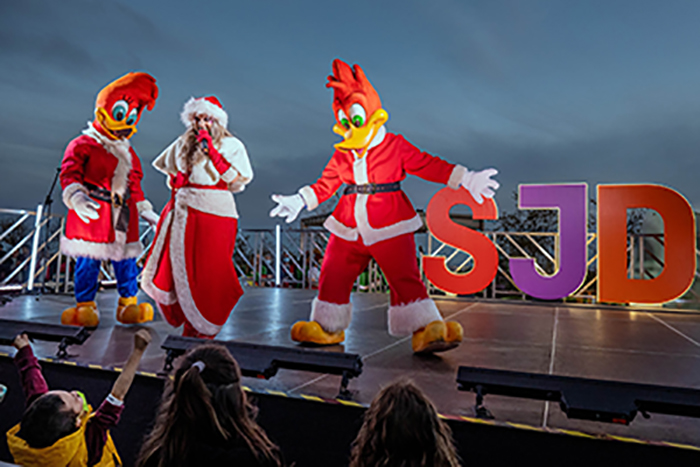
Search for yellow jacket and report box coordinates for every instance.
[6,409,121,467]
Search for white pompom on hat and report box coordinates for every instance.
[180,95,228,128]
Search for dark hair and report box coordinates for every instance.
[136,344,283,467]
[17,393,79,448]
[349,380,460,467]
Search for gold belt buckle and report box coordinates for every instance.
[112,193,122,207]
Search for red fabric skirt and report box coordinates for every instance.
[143,194,243,336]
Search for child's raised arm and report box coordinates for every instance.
[111,329,151,401]
[13,333,48,404]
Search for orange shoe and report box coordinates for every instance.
[412,320,463,354]
[116,297,154,324]
[291,321,345,345]
[61,301,100,327]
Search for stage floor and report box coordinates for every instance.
[2,287,700,448]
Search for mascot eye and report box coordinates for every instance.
[349,103,366,127]
[126,108,138,126]
[337,109,350,130]
[111,100,129,121]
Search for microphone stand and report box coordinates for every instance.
[35,166,61,299]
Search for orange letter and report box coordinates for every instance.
[423,187,498,295]
[598,184,696,304]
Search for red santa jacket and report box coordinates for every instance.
[298,129,467,246]
[60,126,151,261]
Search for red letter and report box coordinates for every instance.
[423,187,498,295]
[598,184,696,304]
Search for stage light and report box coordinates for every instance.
[161,335,363,399]
[457,366,700,424]
[0,318,91,358]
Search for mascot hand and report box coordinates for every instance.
[269,194,305,224]
[141,210,160,227]
[460,168,500,204]
[71,191,100,223]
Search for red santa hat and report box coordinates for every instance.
[180,95,228,128]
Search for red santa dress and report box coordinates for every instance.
[141,135,253,336]
[296,126,467,336]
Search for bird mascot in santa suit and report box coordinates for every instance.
[60,72,160,327]
[141,96,253,338]
[270,59,500,353]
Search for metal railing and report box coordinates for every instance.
[0,207,697,309]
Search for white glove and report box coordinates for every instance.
[269,194,305,224]
[71,191,100,223]
[140,210,160,227]
[460,168,500,204]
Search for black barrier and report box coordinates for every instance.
[2,357,700,466]
[457,366,700,424]
[0,319,90,358]
[161,335,363,398]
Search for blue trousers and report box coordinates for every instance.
[74,257,139,303]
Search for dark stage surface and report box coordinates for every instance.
[2,287,700,449]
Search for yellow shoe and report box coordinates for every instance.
[62,301,100,327]
[291,321,345,345]
[412,320,463,354]
[117,297,154,324]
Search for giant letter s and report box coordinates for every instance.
[423,187,498,295]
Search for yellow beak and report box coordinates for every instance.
[333,108,389,157]
[95,107,138,140]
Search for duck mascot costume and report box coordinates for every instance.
[270,59,500,353]
[59,72,160,327]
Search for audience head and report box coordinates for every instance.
[17,390,84,448]
[349,380,460,467]
[137,343,281,466]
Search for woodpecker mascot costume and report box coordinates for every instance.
[60,72,160,327]
[270,59,500,353]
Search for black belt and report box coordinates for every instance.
[84,183,131,233]
[343,182,401,195]
[84,183,129,207]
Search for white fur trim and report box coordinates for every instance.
[298,185,319,211]
[169,197,222,335]
[136,200,154,214]
[82,124,132,198]
[220,166,239,183]
[367,125,386,151]
[323,215,359,242]
[387,298,443,336]
[141,210,178,305]
[176,188,238,218]
[180,97,228,129]
[219,137,253,183]
[156,136,252,193]
[62,183,87,210]
[345,144,423,246]
[356,198,423,246]
[448,165,468,190]
[310,297,352,333]
[60,236,142,261]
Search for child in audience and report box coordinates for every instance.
[349,380,461,467]
[6,329,151,466]
[136,343,283,467]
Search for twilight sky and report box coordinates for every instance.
[1,0,699,228]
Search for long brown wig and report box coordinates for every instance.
[179,120,233,173]
[136,344,282,467]
[349,380,461,467]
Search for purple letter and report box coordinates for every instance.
[510,184,587,300]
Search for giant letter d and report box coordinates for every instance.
[598,185,696,304]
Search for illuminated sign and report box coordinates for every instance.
[423,183,697,304]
